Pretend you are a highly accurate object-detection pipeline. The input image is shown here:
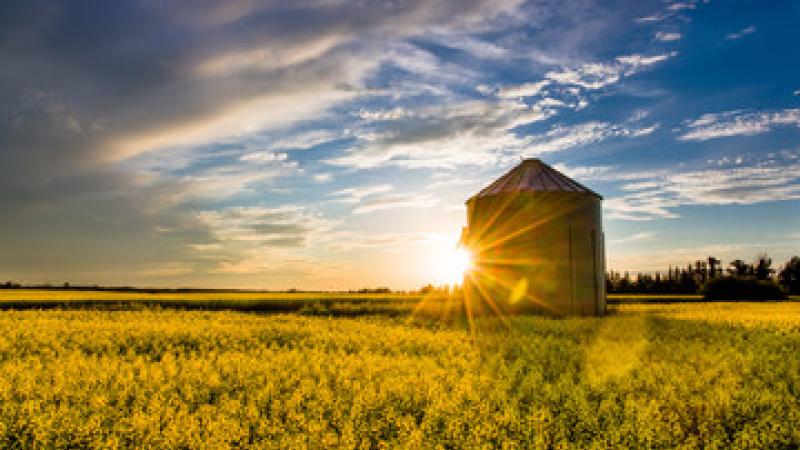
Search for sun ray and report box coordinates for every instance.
[475,199,581,253]
[467,271,513,329]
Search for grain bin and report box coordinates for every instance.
[461,159,605,316]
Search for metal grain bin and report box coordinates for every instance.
[461,159,606,316]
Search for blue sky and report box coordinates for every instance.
[1,0,799,289]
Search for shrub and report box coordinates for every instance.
[702,277,788,301]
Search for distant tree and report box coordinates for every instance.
[708,257,721,279]
[754,253,774,281]
[779,256,800,295]
[728,259,752,278]
[619,272,632,293]
[694,260,708,284]
[679,268,698,293]
[702,277,787,301]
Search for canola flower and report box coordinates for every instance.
[0,303,796,448]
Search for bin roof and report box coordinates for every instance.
[468,158,602,202]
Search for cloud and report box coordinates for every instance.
[422,30,509,59]
[355,108,413,121]
[634,0,700,23]
[4,0,774,288]
[678,108,800,141]
[331,45,677,171]
[240,151,289,163]
[545,52,677,90]
[525,120,659,154]
[329,184,394,204]
[609,232,656,245]
[328,184,437,214]
[313,173,333,183]
[327,86,661,169]
[655,31,682,42]
[174,154,301,201]
[552,164,614,180]
[353,192,438,214]
[667,2,696,12]
[0,0,537,281]
[0,0,526,181]
[325,99,552,169]
[198,205,336,248]
[726,25,757,40]
[265,130,343,151]
[604,157,800,220]
[497,80,551,98]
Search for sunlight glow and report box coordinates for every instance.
[439,247,473,286]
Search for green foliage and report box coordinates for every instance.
[702,277,788,301]
[0,304,798,448]
[779,256,800,295]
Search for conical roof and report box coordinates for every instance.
[468,158,601,202]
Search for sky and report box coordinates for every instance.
[1,0,799,289]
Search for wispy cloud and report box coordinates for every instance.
[635,0,699,23]
[266,130,343,151]
[327,47,672,171]
[655,31,682,42]
[526,120,658,154]
[197,206,336,247]
[678,108,800,141]
[497,80,551,98]
[726,25,756,40]
[329,184,394,204]
[325,99,552,169]
[605,158,800,220]
[313,173,333,183]
[610,231,656,245]
[353,192,438,214]
[552,164,614,180]
[544,52,677,90]
[240,151,288,163]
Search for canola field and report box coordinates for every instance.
[0,289,708,312]
[0,298,798,448]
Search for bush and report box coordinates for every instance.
[702,277,788,301]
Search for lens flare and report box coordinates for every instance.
[441,247,473,286]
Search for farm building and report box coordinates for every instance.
[461,158,606,316]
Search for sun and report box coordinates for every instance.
[439,247,474,286]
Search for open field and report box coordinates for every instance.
[0,297,798,448]
[0,289,428,316]
[2,289,792,315]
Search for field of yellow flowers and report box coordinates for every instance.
[0,301,798,448]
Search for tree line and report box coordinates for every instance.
[607,254,800,295]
